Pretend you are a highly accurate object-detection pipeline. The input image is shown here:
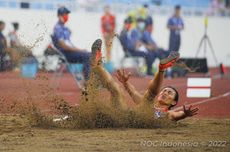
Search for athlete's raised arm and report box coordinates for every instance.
[116,69,143,104]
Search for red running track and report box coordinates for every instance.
[0,68,229,118]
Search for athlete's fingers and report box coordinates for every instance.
[126,72,131,78]
[183,105,186,111]
[117,69,121,75]
[116,70,119,75]
[117,69,122,77]
[191,112,198,116]
[116,72,121,80]
[122,69,126,76]
[191,108,199,113]
[116,69,120,75]
[116,70,129,83]
[115,73,120,80]
[191,110,199,114]
[189,105,193,110]
[116,73,124,82]
[191,111,199,115]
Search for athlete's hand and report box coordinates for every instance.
[116,69,131,85]
[183,105,199,117]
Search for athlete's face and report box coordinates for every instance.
[156,87,177,107]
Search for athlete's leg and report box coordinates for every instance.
[93,65,125,108]
[89,39,125,108]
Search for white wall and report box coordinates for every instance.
[1,8,230,67]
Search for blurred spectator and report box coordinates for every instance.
[226,0,230,8]
[0,21,6,52]
[167,5,184,52]
[142,21,169,58]
[0,21,6,71]
[120,17,156,75]
[207,0,230,16]
[119,17,134,52]
[52,7,91,80]
[130,18,147,52]
[101,5,116,62]
[7,22,32,69]
[140,4,154,33]
[127,10,138,29]
[127,4,153,32]
[9,22,20,47]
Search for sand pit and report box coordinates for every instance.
[0,116,229,152]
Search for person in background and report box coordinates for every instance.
[132,18,170,75]
[126,4,153,32]
[101,5,116,62]
[140,4,154,33]
[119,17,133,52]
[167,5,184,52]
[142,19,169,59]
[226,0,230,9]
[9,22,20,47]
[120,17,156,75]
[126,10,137,30]
[52,7,91,80]
[7,22,33,69]
[0,21,6,52]
[0,21,6,71]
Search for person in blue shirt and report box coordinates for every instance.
[167,5,184,52]
[119,17,133,52]
[142,20,169,60]
[142,20,170,76]
[120,17,156,75]
[52,7,91,80]
[142,4,154,34]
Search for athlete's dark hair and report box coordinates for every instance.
[162,86,179,110]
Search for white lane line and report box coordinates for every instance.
[173,91,230,111]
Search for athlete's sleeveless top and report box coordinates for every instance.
[153,106,168,119]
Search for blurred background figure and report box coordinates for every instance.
[167,5,184,52]
[120,17,157,75]
[52,6,91,80]
[0,21,7,71]
[126,4,153,32]
[7,22,33,70]
[0,0,228,75]
[119,17,133,51]
[0,21,6,52]
[9,22,20,47]
[139,4,154,33]
[101,5,116,62]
